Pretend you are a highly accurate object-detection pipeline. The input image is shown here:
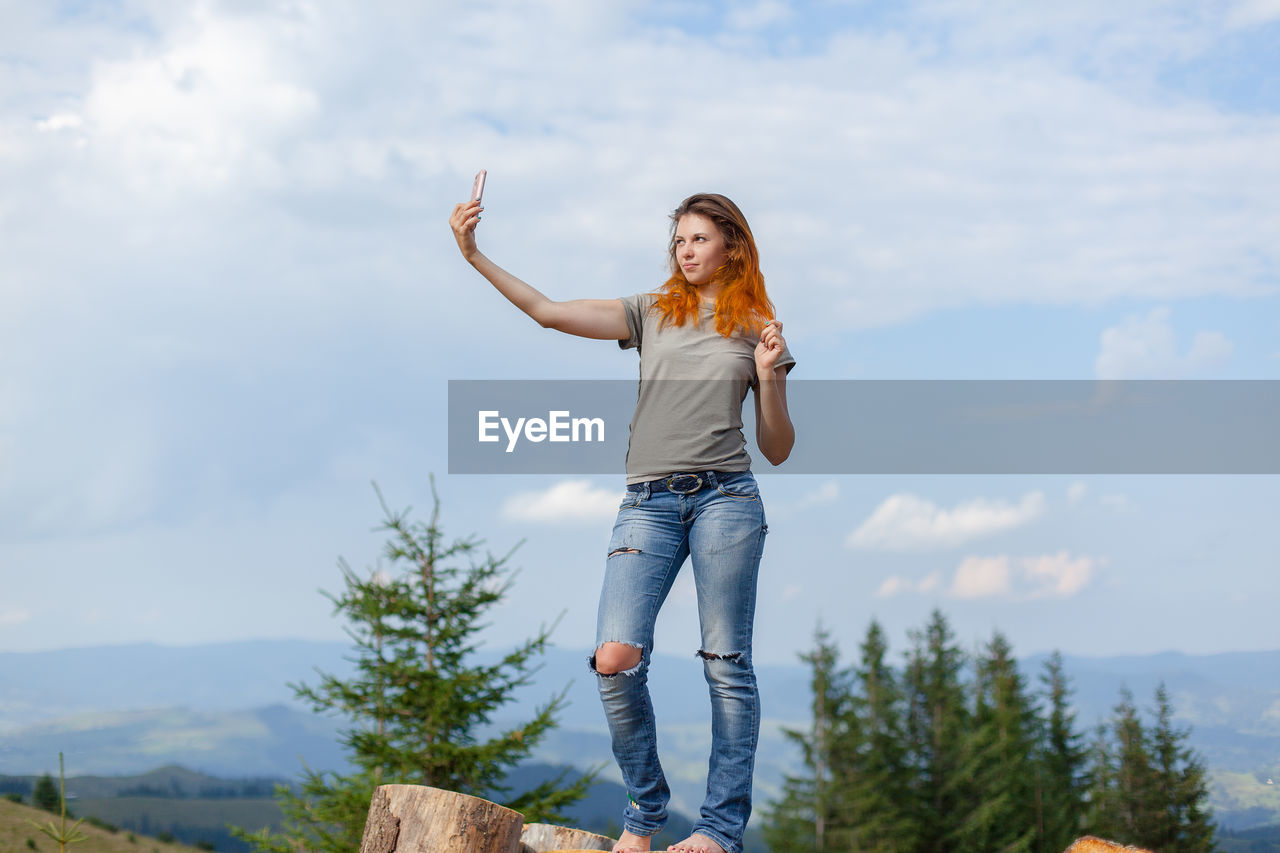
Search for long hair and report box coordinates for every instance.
[651,193,776,337]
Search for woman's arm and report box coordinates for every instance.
[754,320,795,465]
[449,199,629,340]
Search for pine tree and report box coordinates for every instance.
[1036,651,1086,853]
[954,632,1040,853]
[1083,720,1120,840]
[31,773,60,813]
[764,624,851,853]
[842,620,916,853]
[1111,688,1158,846]
[903,610,970,853]
[235,481,594,853]
[1148,684,1218,853]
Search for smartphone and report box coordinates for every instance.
[470,169,487,203]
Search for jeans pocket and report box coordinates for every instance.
[716,473,759,501]
[620,487,645,509]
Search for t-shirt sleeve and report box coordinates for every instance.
[751,339,796,389]
[617,293,652,351]
[775,342,796,374]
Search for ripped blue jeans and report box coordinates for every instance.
[590,470,767,853]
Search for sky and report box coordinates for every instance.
[2,0,1278,666]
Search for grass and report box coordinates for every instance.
[0,798,203,853]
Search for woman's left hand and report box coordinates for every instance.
[754,319,786,373]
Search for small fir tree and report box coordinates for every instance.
[842,620,916,853]
[1035,651,1086,853]
[1148,684,1218,853]
[903,609,970,853]
[31,774,60,814]
[1083,720,1120,840]
[764,624,850,853]
[953,632,1040,853]
[27,754,87,853]
[236,480,594,853]
[1111,688,1158,845]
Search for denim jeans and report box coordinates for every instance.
[590,470,768,853]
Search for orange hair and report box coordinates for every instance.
[651,193,776,338]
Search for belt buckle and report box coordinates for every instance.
[665,473,703,494]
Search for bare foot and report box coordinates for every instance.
[667,832,727,853]
[612,829,653,853]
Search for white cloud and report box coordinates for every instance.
[880,551,1100,600]
[951,556,1013,598]
[1226,0,1280,28]
[847,491,1044,551]
[727,0,794,30]
[1024,550,1096,598]
[1095,307,1234,379]
[877,576,910,598]
[36,114,83,132]
[877,570,943,598]
[1099,493,1132,513]
[80,7,319,193]
[1067,481,1088,504]
[949,551,1098,599]
[794,480,840,510]
[501,480,623,524]
[0,607,32,628]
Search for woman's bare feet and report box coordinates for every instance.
[667,832,727,853]
[612,829,653,852]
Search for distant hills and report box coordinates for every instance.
[0,762,713,852]
[1,640,1277,832]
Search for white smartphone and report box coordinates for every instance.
[470,169,487,203]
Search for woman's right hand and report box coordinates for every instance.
[450,199,483,262]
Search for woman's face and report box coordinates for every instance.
[673,213,729,287]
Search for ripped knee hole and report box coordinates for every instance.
[696,650,744,661]
[591,642,644,676]
[608,547,641,557]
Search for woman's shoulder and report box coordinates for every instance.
[619,292,659,311]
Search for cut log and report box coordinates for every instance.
[358,784,524,853]
[1064,837,1154,853]
[520,823,614,852]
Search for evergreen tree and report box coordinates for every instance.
[764,624,851,853]
[954,632,1040,853]
[843,620,916,853]
[1036,651,1086,853]
[1111,688,1158,846]
[903,609,970,853]
[32,773,60,814]
[1083,720,1120,841]
[1148,684,1218,853]
[236,481,594,853]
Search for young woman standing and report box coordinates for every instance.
[449,190,795,853]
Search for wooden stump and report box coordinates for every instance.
[1064,837,1154,853]
[520,823,615,852]
[359,784,524,853]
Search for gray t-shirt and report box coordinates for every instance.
[618,293,796,484]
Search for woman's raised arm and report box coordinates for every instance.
[450,199,629,341]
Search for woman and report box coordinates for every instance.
[449,190,795,853]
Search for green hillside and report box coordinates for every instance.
[1,797,205,853]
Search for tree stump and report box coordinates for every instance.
[359,784,524,853]
[520,823,615,852]
[1064,838,1154,853]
